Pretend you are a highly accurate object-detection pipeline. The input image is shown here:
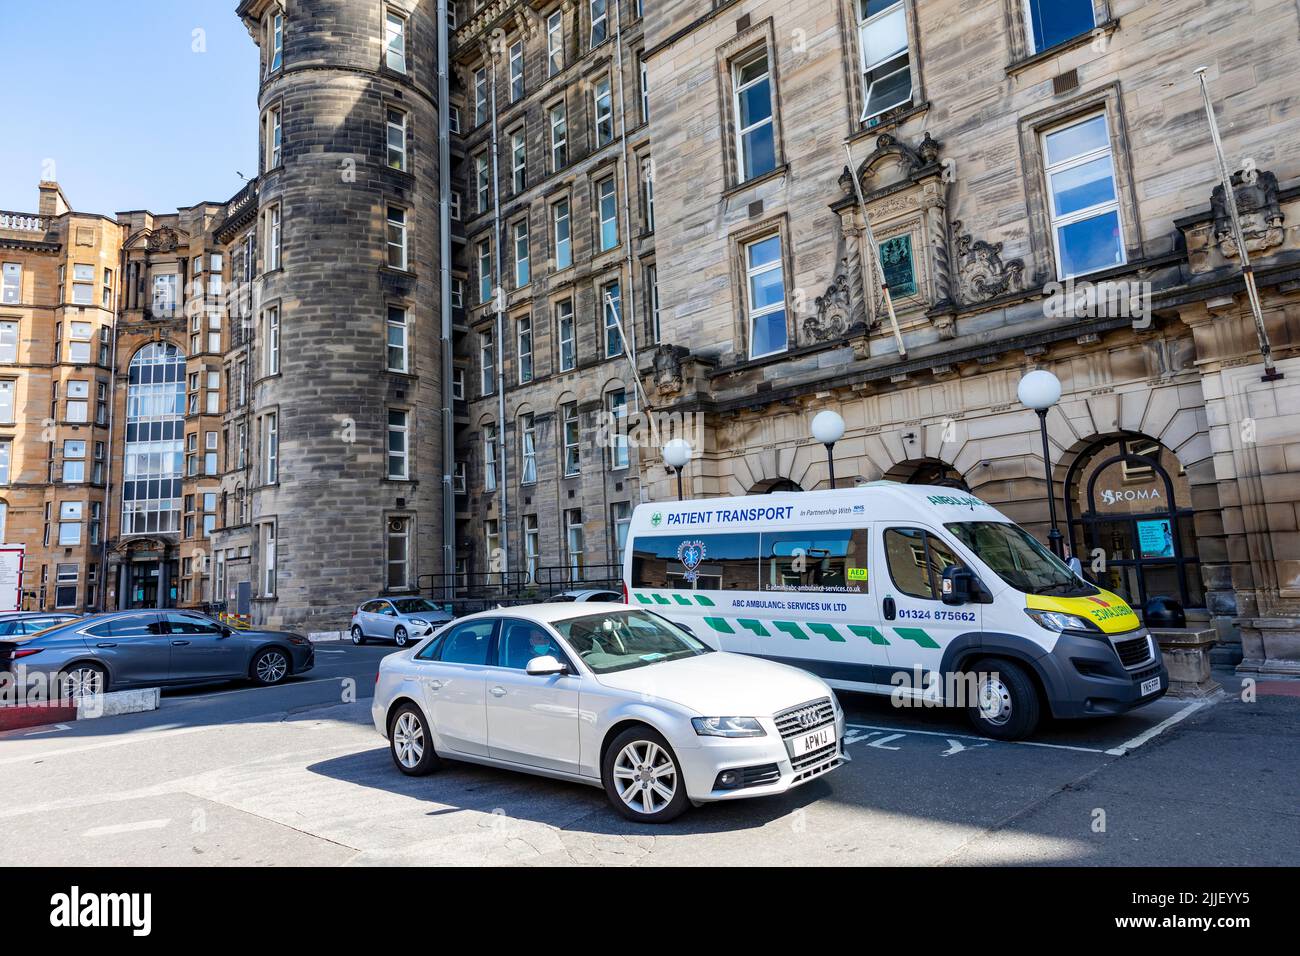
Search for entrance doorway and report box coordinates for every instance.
[1065,437,1203,609]
[123,559,175,609]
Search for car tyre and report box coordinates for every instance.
[59,663,107,703]
[602,725,690,824]
[390,702,440,775]
[393,625,409,647]
[351,625,366,646]
[250,647,291,686]
[966,656,1040,740]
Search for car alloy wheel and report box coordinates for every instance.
[351,625,365,645]
[393,711,425,769]
[254,649,288,685]
[394,625,409,647]
[61,666,104,703]
[612,740,678,816]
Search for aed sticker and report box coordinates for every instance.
[847,567,868,581]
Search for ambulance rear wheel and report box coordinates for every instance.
[967,657,1040,740]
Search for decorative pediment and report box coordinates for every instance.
[143,226,183,253]
[1211,169,1285,259]
[951,221,1024,304]
[842,132,944,197]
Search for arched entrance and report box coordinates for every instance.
[886,459,971,491]
[1065,436,1202,609]
[749,478,803,494]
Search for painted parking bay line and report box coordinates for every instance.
[845,722,1109,754]
[83,818,171,838]
[1103,699,1214,756]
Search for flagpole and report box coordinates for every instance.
[843,142,907,359]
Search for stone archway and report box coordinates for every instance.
[748,478,803,495]
[883,458,971,491]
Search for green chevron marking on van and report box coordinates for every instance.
[673,594,693,606]
[848,624,889,645]
[894,627,940,649]
[807,622,846,643]
[774,621,809,641]
[704,617,735,634]
[653,594,671,605]
[693,595,715,607]
[634,593,653,605]
[738,619,770,637]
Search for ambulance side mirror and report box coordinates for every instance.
[941,566,981,605]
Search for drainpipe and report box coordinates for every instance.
[437,0,456,600]
[611,0,644,419]
[99,239,124,610]
[488,36,510,584]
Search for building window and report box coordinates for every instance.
[475,152,491,213]
[1024,0,1096,54]
[387,516,413,589]
[386,206,408,270]
[607,389,629,469]
[524,514,540,582]
[386,107,407,171]
[205,431,218,476]
[593,76,613,147]
[101,268,113,308]
[480,330,495,395]
[744,233,788,358]
[0,321,16,363]
[450,191,462,221]
[264,305,280,375]
[733,48,777,182]
[449,106,461,134]
[68,321,93,363]
[520,413,537,483]
[264,205,281,271]
[590,0,608,47]
[645,264,660,343]
[260,521,277,597]
[1,263,20,304]
[602,280,622,358]
[206,370,220,414]
[62,440,86,483]
[513,220,530,287]
[858,0,913,122]
[387,409,409,479]
[483,423,498,491]
[639,53,650,123]
[152,273,178,314]
[122,343,184,535]
[453,460,467,494]
[266,106,282,169]
[517,315,533,383]
[0,439,9,484]
[598,176,618,251]
[474,67,489,126]
[387,305,409,372]
[547,10,564,75]
[549,101,568,170]
[1044,113,1124,278]
[562,401,580,475]
[55,564,78,609]
[89,501,101,544]
[485,518,501,573]
[511,129,527,193]
[476,239,493,304]
[263,412,278,484]
[509,39,524,102]
[552,198,572,270]
[72,265,94,305]
[59,501,82,546]
[556,299,575,371]
[386,10,408,72]
[640,155,655,233]
[66,380,88,423]
[612,501,631,563]
[566,508,585,574]
[269,11,283,73]
[452,366,465,400]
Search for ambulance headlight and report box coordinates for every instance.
[1024,608,1099,633]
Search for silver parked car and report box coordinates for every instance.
[543,589,622,603]
[350,597,453,647]
[0,609,315,699]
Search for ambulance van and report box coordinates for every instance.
[622,483,1167,739]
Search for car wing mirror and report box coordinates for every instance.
[525,655,566,676]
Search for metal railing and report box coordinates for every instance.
[417,563,624,617]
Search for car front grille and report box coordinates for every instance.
[774,697,835,738]
[1132,662,1162,685]
[1113,634,1154,669]
[791,742,841,781]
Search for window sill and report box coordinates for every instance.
[1006,20,1119,76]
[853,101,930,140]
[382,266,417,280]
[724,164,790,200]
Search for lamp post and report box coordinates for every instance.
[1018,370,1064,557]
[663,439,693,501]
[811,410,847,489]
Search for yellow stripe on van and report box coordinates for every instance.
[1026,589,1139,634]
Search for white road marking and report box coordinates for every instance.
[83,818,171,837]
[845,722,1109,754]
[316,649,346,655]
[865,732,905,751]
[25,723,71,736]
[1104,699,1212,756]
[941,738,990,757]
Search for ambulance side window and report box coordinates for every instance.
[761,528,869,593]
[884,528,964,601]
[629,532,761,590]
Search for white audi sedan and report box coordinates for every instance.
[372,604,845,823]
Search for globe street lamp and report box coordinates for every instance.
[663,438,693,501]
[1018,369,1064,557]
[811,410,847,489]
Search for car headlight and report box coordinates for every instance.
[1024,608,1100,633]
[409,619,429,627]
[691,716,766,738]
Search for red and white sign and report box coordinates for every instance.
[0,546,24,613]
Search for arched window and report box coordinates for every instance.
[122,343,185,535]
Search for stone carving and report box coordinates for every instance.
[951,221,1024,303]
[843,132,945,196]
[145,226,179,253]
[1212,169,1285,258]
[652,343,689,397]
[805,273,852,343]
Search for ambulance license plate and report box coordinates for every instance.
[1140,676,1161,696]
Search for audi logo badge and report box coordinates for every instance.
[797,709,820,729]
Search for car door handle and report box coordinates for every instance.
[883,596,897,621]
[171,640,191,646]
[96,642,117,648]
[490,686,506,698]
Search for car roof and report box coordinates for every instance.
[454,602,642,626]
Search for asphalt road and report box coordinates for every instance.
[2,643,1296,866]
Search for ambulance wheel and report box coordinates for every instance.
[967,657,1040,740]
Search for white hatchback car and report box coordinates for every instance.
[372,604,846,822]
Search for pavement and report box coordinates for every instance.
[1,643,1297,866]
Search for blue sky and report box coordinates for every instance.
[0,1,259,216]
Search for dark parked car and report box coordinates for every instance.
[0,612,80,636]
[0,609,314,699]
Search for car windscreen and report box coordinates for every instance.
[551,610,710,674]
[391,598,439,614]
[945,521,1096,597]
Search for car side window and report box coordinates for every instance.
[884,528,964,601]
[379,603,397,617]
[360,601,381,613]
[436,620,496,665]
[164,613,221,635]
[497,620,568,670]
[85,615,161,638]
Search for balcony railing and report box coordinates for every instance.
[0,212,48,232]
